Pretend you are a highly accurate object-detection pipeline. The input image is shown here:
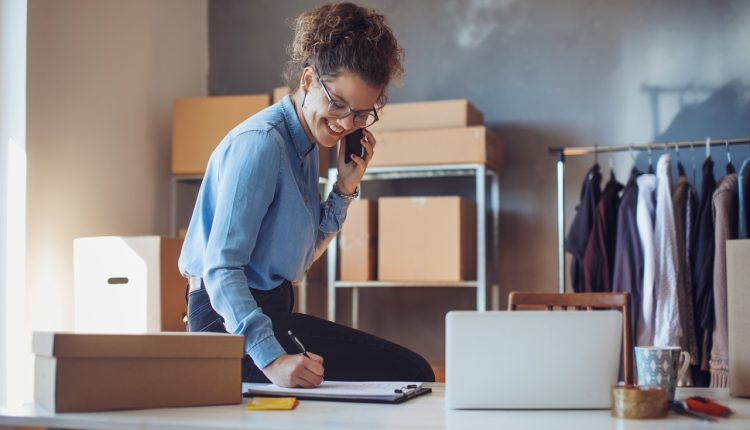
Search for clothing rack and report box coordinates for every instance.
[548,137,750,293]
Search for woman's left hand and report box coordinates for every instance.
[335,128,376,194]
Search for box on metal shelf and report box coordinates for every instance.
[172,94,271,175]
[340,199,377,281]
[370,126,503,169]
[74,236,186,333]
[727,239,750,397]
[378,196,476,282]
[33,331,243,412]
[370,99,483,132]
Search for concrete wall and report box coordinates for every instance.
[25,0,208,389]
[208,0,750,366]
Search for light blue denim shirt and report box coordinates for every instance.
[178,96,351,368]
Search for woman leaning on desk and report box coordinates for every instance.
[178,2,435,388]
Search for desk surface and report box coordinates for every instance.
[1,385,748,430]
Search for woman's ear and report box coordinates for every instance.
[300,66,315,92]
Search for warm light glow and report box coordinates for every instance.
[5,137,30,405]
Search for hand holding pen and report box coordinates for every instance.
[260,331,325,388]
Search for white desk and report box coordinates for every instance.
[0,385,748,429]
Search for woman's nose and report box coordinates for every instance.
[337,114,355,131]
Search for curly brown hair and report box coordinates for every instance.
[284,2,404,109]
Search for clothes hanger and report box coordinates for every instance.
[691,142,697,186]
[647,144,654,174]
[608,152,616,182]
[628,144,639,175]
[706,137,712,160]
[674,142,686,176]
[725,140,736,174]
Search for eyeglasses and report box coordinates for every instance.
[316,72,379,128]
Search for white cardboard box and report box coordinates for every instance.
[74,236,185,333]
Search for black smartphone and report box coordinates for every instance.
[344,129,365,164]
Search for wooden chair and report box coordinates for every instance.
[507,291,633,385]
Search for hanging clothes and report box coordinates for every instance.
[692,157,717,384]
[565,164,602,293]
[612,169,643,343]
[582,176,624,292]
[739,159,750,239]
[673,170,700,381]
[653,154,683,347]
[635,173,657,346]
[709,173,739,388]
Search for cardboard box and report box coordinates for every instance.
[727,239,750,397]
[378,197,476,282]
[33,332,244,412]
[172,94,271,175]
[273,86,288,103]
[370,126,503,169]
[370,99,483,132]
[74,236,186,333]
[340,199,377,281]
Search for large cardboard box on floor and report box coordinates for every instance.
[172,94,270,175]
[33,332,244,412]
[370,99,483,132]
[378,196,476,282]
[74,236,186,333]
[727,239,750,397]
[340,199,377,281]
[370,126,503,169]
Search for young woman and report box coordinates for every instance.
[179,2,435,388]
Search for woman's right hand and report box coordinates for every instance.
[262,353,325,388]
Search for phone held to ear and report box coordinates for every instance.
[344,129,365,164]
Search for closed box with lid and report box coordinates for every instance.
[33,332,244,412]
[73,236,185,333]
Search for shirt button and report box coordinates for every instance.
[304,197,308,204]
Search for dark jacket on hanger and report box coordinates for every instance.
[565,164,602,293]
[583,177,623,292]
[673,174,699,371]
[692,157,717,377]
[612,170,642,342]
[740,159,750,239]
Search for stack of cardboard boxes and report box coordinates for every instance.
[339,99,503,283]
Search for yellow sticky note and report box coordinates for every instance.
[246,397,298,411]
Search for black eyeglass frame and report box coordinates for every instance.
[315,71,379,128]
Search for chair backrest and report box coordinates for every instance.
[507,291,633,385]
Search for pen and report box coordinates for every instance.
[288,330,310,358]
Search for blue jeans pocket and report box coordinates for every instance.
[187,288,226,333]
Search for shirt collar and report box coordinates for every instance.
[280,95,316,160]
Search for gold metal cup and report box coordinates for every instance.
[611,385,668,419]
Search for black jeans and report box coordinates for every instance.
[186,280,435,383]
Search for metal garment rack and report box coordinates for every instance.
[548,137,750,294]
[325,163,501,328]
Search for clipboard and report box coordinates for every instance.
[244,381,432,404]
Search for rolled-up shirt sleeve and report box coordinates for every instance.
[203,130,286,369]
[312,189,354,261]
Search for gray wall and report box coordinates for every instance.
[209,0,750,365]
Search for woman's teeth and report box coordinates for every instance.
[326,119,344,134]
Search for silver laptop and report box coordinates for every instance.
[446,310,622,409]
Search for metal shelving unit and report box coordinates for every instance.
[325,163,502,328]
[170,174,329,314]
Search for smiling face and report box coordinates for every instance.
[295,67,382,148]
